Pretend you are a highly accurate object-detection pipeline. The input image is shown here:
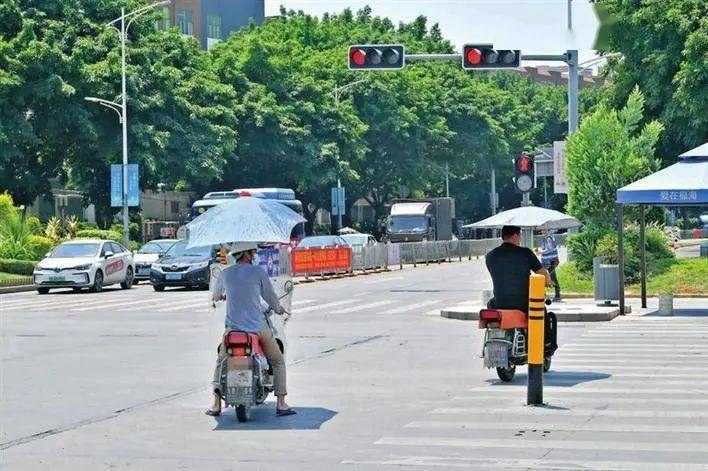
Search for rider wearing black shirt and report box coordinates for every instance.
[486,225,553,312]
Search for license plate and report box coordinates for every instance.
[484,342,509,368]
[166,273,182,281]
[48,276,65,282]
[228,369,252,387]
[138,268,150,275]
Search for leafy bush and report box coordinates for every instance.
[65,215,80,239]
[0,213,33,260]
[0,192,18,221]
[77,221,99,231]
[111,223,140,241]
[567,228,612,273]
[75,229,122,242]
[0,258,37,275]
[129,241,140,251]
[645,225,674,260]
[28,235,54,260]
[44,217,63,242]
[26,216,43,235]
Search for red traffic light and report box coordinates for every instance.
[463,44,521,70]
[350,48,367,66]
[465,48,482,65]
[349,45,405,70]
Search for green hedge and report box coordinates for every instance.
[0,258,37,275]
[75,229,122,242]
[28,235,54,260]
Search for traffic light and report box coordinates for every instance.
[514,152,535,193]
[349,45,405,70]
[462,44,520,70]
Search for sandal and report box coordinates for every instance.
[205,408,221,417]
[276,408,297,417]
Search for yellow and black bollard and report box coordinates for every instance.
[220,247,228,266]
[527,273,546,405]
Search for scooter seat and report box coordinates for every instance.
[500,310,528,329]
[225,331,266,357]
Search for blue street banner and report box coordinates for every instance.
[127,164,139,207]
[331,187,346,216]
[331,187,340,216]
[110,164,122,207]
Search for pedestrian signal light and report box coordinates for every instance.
[462,44,521,70]
[349,45,405,70]
[514,152,535,193]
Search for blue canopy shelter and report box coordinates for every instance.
[615,142,708,313]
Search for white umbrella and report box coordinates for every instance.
[185,197,306,248]
[463,206,582,230]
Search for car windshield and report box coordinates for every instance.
[164,240,211,257]
[138,241,175,254]
[298,236,340,248]
[50,243,100,258]
[342,235,368,246]
[388,216,427,233]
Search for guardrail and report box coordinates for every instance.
[0,276,33,288]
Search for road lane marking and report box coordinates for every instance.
[451,395,708,405]
[342,456,708,470]
[364,276,404,284]
[381,300,441,314]
[467,386,707,395]
[404,420,708,433]
[431,406,708,418]
[152,301,212,312]
[72,298,167,312]
[337,300,397,314]
[291,299,317,307]
[295,299,359,313]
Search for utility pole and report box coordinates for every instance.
[445,162,450,198]
[490,169,497,215]
[567,49,579,134]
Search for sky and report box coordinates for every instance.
[265,0,600,64]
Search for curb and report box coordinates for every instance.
[0,285,36,294]
[441,309,620,322]
[562,293,708,299]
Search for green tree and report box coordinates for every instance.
[566,87,663,229]
[603,0,707,160]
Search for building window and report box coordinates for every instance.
[177,9,194,36]
[207,15,222,40]
[155,6,170,31]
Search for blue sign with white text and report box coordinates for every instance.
[110,164,122,207]
[127,164,139,207]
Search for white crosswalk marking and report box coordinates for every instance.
[291,299,317,307]
[380,300,441,315]
[72,298,163,312]
[336,300,397,314]
[295,299,359,313]
[348,315,708,469]
[152,300,210,312]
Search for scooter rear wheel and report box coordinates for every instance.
[496,365,516,382]
[236,404,251,422]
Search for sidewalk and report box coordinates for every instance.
[440,299,621,322]
[441,297,708,322]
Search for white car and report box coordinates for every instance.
[132,239,179,283]
[341,233,378,247]
[33,239,135,294]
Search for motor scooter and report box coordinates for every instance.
[479,299,558,382]
[214,280,293,422]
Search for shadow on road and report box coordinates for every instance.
[486,370,611,387]
[211,406,337,431]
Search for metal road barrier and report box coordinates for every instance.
[396,239,501,267]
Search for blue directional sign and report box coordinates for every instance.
[110,164,122,207]
[127,164,139,207]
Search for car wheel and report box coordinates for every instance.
[73,287,83,293]
[153,285,165,292]
[120,267,134,289]
[236,404,250,422]
[90,270,104,293]
[37,288,50,295]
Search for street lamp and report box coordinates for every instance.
[332,79,366,230]
[85,0,171,247]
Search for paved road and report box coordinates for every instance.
[2,260,707,470]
